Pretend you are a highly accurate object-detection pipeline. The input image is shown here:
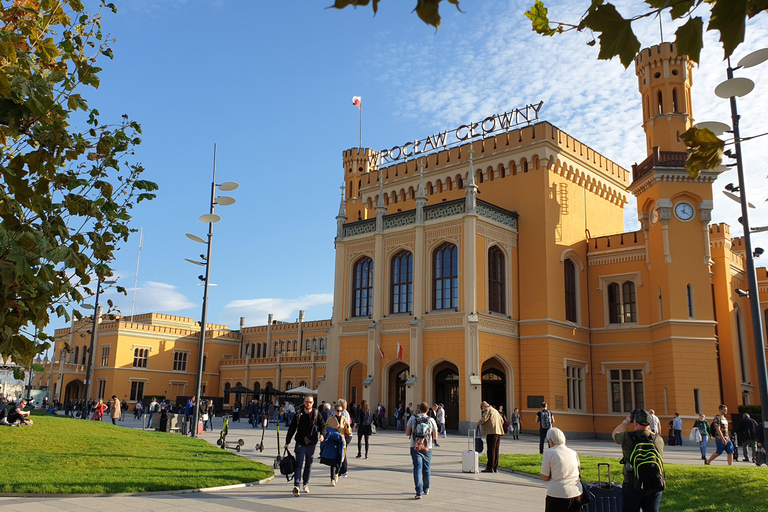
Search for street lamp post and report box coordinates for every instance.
[710,48,768,444]
[186,144,238,437]
[81,276,115,418]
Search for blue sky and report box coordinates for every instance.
[57,0,768,335]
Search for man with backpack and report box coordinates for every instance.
[405,402,438,499]
[612,408,665,512]
[284,395,326,497]
[706,404,734,466]
[536,402,555,454]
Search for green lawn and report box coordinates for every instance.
[0,412,273,494]
[481,453,768,512]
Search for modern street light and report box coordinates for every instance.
[80,275,116,419]
[702,47,768,443]
[185,144,238,437]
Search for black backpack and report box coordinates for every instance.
[626,432,665,496]
[279,448,296,481]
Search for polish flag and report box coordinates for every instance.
[397,342,404,360]
[352,96,362,109]
[378,344,385,358]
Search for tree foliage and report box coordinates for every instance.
[524,0,768,68]
[327,0,462,31]
[0,0,157,377]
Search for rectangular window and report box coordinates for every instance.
[610,369,644,413]
[97,380,106,400]
[567,365,585,411]
[694,388,701,414]
[130,381,145,402]
[100,346,110,367]
[133,348,148,368]
[173,352,188,372]
[202,355,207,372]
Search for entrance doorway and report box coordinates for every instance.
[434,363,460,430]
[64,379,84,404]
[388,362,409,427]
[347,362,366,406]
[481,359,507,413]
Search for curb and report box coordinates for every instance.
[0,475,274,498]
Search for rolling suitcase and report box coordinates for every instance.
[462,429,479,473]
[583,463,622,512]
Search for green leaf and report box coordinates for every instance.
[675,16,704,63]
[747,0,768,17]
[669,0,696,19]
[679,126,725,178]
[525,0,559,36]
[583,3,641,68]
[708,0,748,59]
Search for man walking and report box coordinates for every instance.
[648,409,661,435]
[739,413,759,462]
[436,404,447,438]
[536,402,555,454]
[706,404,734,466]
[406,402,438,499]
[145,398,158,429]
[477,401,505,473]
[285,395,326,497]
[613,409,665,512]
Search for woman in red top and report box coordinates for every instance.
[91,398,106,421]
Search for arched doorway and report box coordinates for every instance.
[388,362,409,427]
[64,379,84,403]
[481,359,507,413]
[347,361,366,406]
[434,363,460,430]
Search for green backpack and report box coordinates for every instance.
[625,432,666,496]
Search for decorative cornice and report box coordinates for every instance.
[588,247,646,267]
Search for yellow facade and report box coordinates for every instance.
[40,43,767,438]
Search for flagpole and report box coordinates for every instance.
[359,103,362,149]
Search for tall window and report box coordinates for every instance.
[488,246,505,314]
[100,346,110,367]
[352,257,374,317]
[608,281,637,324]
[81,345,87,365]
[567,364,585,411]
[319,338,326,355]
[73,346,79,364]
[97,380,106,400]
[285,381,293,391]
[133,348,148,368]
[736,309,750,383]
[610,369,645,413]
[686,284,694,318]
[391,251,413,314]
[433,243,459,310]
[173,352,188,372]
[564,259,577,322]
[130,381,145,401]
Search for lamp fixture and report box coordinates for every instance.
[754,248,764,258]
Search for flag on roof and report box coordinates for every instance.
[352,96,361,109]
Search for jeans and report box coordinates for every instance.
[293,443,317,487]
[674,429,683,446]
[699,434,709,458]
[512,423,520,439]
[410,447,432,496]
[145,413,153,429]
[539,428,548,454]
[622,484,662,512]
[742,439,757,460]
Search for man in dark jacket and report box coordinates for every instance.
[739,413,759,462]
[285,395,326,497]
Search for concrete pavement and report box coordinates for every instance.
[0,413,741,510]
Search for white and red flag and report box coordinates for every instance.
[378,344,385,358]
[397,342,404,360]
[352,96,362,109]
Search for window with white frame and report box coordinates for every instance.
[130,381,145,401]
[97,380,106,400]
[100,346,110,367]
[607,281,637,324]
[132,348,148,368]
[567,364,585,411]
[173,351,188,372]
[610,369,645,413]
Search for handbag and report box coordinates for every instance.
[202,413,209,422]
[689,427,702,442]
[475,429,484,452]
[371,423,377,434]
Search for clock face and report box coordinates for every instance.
[674,202,695,221]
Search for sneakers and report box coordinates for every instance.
[356,453,362,458]
[704,460,711,465]
[293,486,300,497]
[330,479,336,487]
[425,489,429,495]
[743,458,750,462]
[415,495,422,500]
[303,485,310,494]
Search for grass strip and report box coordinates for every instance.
[481,453,768,512]
[0,412,273,494]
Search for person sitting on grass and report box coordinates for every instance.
[7,399,33,426]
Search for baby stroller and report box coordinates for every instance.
[216,415,245,452]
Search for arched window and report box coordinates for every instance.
[305,339,311,352]
[293,340,298,353]
[300,380,307,388]
[254,381,261,394]
[285,381,293,391]
[488,246,505,314]
[433,243,459,310]
[478,171,484,184]
[608,281,637,324]
[458,176,464,189]
[391,251,413,314]
[224,382,231,404]
[736,309,750,383]
[319,338,326,355]
[274,341,278,356]
[427,182,433,195]
[280,341,285,354]
[657,91,663,114]
[564,259,577,322]
[73,346,79,364]
[686,284,694,318]
[352,257,374,317]
[672,89,679,113]
[81,345,87,365]
[256,343,261,359]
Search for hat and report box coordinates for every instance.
[632,408,651,426]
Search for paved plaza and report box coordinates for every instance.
[0,414,737,510]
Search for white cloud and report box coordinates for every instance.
[102,281,195,316]
[224,294,334,325]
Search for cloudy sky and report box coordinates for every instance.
[56,0,768,335]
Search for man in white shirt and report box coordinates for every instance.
[648,409,661,435]
[436,404,447,438]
